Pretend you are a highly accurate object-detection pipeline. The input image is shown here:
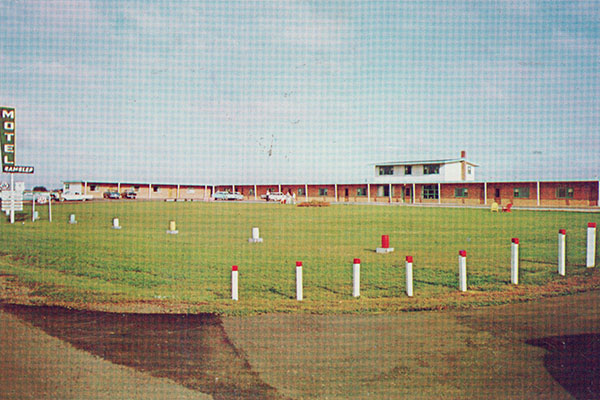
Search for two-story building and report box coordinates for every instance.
[372,151,479,201]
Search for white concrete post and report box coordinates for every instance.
[231,265,239,301]
[558,229,566,276]
[458,250,467,292]
[511,238,519,285]
[248,227,263,243]
[69,214,77,224]
[296,261,303,301]
[112,218,121,229]
[352,258,360,298]
[32,195,35,222]
[48,196,52,222]
[587,223,596,268]
[405,256,414,297]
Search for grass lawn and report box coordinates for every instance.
[0,201,599,315]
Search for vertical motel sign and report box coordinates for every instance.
[1,107,34,174]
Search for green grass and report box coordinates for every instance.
[1,201,599,314]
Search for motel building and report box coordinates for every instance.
[62,152,600,209]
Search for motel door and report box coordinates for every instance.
[344,188,349,202]
[494,188,501,204]
[405,187,412,203]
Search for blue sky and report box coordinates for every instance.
[1,0,598,188]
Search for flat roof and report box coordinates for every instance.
[374,158,480,167]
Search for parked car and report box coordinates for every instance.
[265,192,286,202]
[213,191,244,201]
[121,190,137,199]
[103,191,121,199]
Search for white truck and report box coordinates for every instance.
[61,182,93,201]
[60,191,93,201]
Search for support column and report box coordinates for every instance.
[438,183,441,204]
[537,181,540,206]
[367,184,371,203]
[412,183,416,204]
[484,182,487,205]
[389,183,392,203]
[254,184,257,201]
[148,184,152,200]
[177,184,180,199]
[84,181,88,196]
[305,184,308,202]
[335,184,338,202]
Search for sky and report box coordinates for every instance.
[1,0,599,188]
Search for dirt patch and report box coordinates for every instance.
[1,304,286,400]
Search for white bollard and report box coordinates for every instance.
[458,250,467,292]
[166,220,178,234]
[69,214,77,224]
[112,217,121,229]
[352,258,360,298]
[558,229,566,276]
[296,261,303,301]
[587,223,596,268]
[405,256,414,297]
[511,238,519,285]
[231,265,239,301]
[248,227,263,243]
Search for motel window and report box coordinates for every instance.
[65,183,70,190]
[134,186,140,191]
[153,186,160,193]
[357,187,367,196]
[513,187,529,198]
[423,164,440,175]
[422,185,439,199]
[454,188,468,198]
[404,166,412,175]
[319,188,328,196]
[379,166,394,175]
[556,187,574,199]
[249,188,254,195]
[467,166,472,175]
[298,188,305,196]
[89,184,98,192]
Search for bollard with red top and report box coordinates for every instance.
[558,229,566,276]
[231,265,239,301]
[352,258,360,298]
[376,235,394,253]
[587,223,596,268]
[458,250,467,292]
[296,261,303,301]
[511,238,519,285]
[405,256,414,297]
